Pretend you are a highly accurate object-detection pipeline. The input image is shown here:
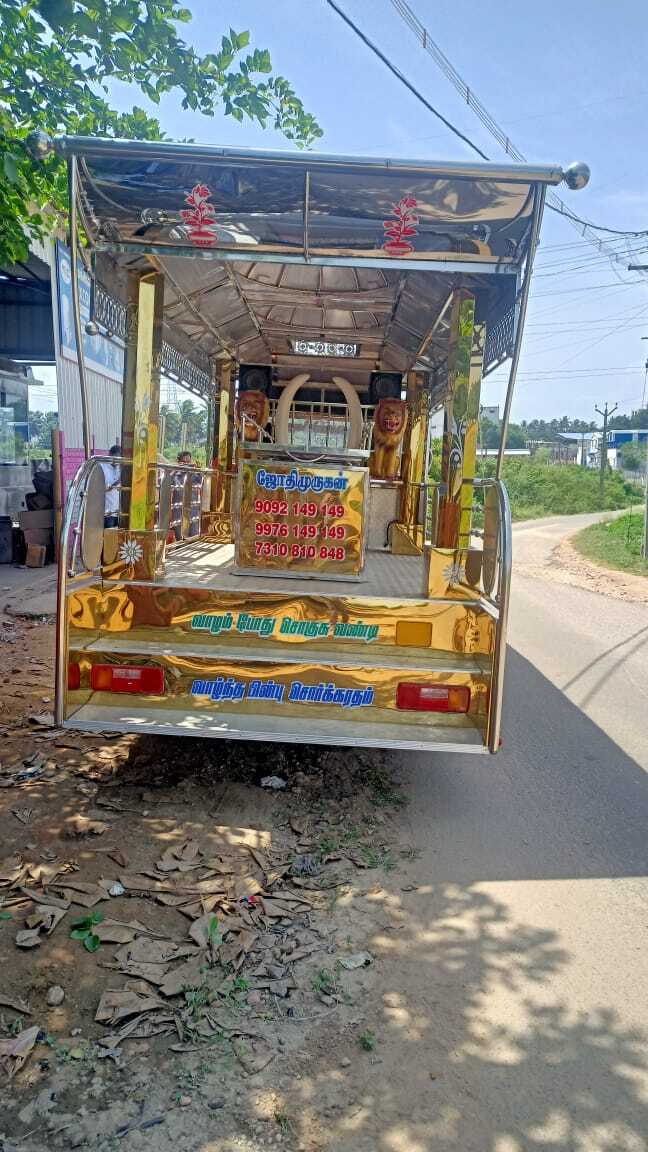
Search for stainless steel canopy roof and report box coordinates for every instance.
[56,137,577,386]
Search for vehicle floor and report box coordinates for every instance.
[160,539,428,599]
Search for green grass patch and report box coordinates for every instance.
[492,461,639,521]
[572,513,648,578]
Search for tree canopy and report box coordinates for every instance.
[609,406,648,430]
[0,0,322,264]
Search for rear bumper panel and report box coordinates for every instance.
[63,704,489,753]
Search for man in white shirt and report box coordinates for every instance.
[101,444,121,528]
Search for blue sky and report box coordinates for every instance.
[35,0,648,421]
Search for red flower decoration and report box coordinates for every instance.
[180,183,218,248]
[383,196,419,256]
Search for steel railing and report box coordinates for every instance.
[55,454,213,725]
[421,475,512,750]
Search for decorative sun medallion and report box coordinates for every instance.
[118,538,144,566]
[442,561,466,586]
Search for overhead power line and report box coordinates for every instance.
[380,0,648,270]
[326,0,647,276]
[324,0,488,159]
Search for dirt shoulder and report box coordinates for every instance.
[0,608,414,1152]
[551,535,648,603]
[513,514,648,603]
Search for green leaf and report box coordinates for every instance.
[90,909,104,925]
[83,933,100,953]
[3,152,19,184]
[71,916,93,932]
[70,928,90,940]
[0,911,12,920]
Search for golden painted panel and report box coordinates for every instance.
[68,584,496,657]
[236,461,368,578]
[102,530,166,582]
[68,649,489,728]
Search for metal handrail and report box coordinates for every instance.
[420,474,512,751]
[55,454,214,725]
[487,479,512,752]
[55,453,99,726]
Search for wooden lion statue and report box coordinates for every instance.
[236,389,270,442]
[370,398,408,480]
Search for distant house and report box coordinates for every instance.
[555,431,598,467]
[589,429,648,470]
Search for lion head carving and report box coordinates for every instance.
[236,390,269,442]
[370,399,408,479]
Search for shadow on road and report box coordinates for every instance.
[269,646,648,1150]
[400,646,648,885]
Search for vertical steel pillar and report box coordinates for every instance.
[211,359,235,515]
[437,290,485,550]
[121,271,164,531]
[398,375,430,545]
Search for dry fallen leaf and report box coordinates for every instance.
[16,903,67,948]
[0,1025,40,1078]
[12,808,33,825]
[0,993,31,1015]
[219,928,257,971]
[156,841,202,873]
[95,987,165,1025]
[159,956,206,999]
[63,814,110,838]
[0,856,25,888]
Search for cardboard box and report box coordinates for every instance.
[18,510,54,531]
[26,544,46,568]
[23,527,52,548]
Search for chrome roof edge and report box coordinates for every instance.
[52,134,567,186]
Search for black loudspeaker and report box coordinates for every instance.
[369,371,403,405]
[239,364,273,394]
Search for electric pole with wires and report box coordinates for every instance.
[594,402,618,502]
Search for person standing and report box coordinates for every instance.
[101,444,121,528]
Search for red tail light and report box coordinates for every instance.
[396,683,470,713]
[90,665,164,694]
[68,662,81,690]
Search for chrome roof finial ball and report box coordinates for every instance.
[563,161,591,191]
[85,321,100,337]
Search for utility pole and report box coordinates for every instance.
[642,347,648,559]
[594,402,617,502]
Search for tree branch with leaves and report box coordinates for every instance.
[0,0,322,264]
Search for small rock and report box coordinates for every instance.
[260,775,286,791]
[178,1094,192,1107]
[71,1028,82,1037]
[208,1097,226,1110]
[339,951,374,970]
[340,1056,351,1068]
[47,985,65,1007]
[108,882,125,897]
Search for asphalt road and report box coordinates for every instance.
[369,514,648,1152]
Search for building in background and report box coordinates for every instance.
[555,430,598,466]
[480,404,500,423]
